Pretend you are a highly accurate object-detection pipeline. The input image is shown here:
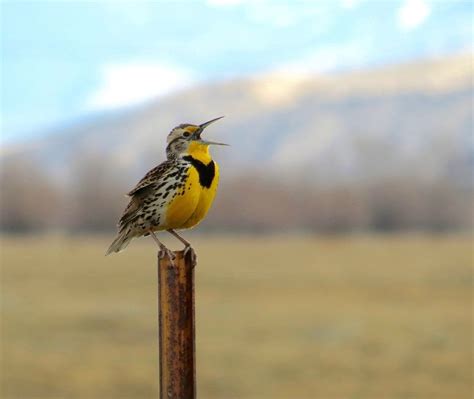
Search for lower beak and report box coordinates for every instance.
[199,139,229,146]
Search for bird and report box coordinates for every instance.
[106,116,227,260]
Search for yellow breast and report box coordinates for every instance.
[164,167,201,229]
[164,141,220,230]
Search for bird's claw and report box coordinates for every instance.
[184,245,197,267]
[159,246,176,268]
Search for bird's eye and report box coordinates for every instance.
[183,132,191,137]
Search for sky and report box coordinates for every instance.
[1,0,472,144]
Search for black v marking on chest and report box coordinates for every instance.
[183,156,215,189]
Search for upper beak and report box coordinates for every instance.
[197,116,228,146]
[199,116,225,129]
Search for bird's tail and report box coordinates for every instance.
[105,227,134,256]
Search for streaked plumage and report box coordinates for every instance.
[106,117,226,256]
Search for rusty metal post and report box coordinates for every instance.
[158,250,196,399]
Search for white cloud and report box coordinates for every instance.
[86,62,195,110]
[397,0,431,31]
[269,41,372,76]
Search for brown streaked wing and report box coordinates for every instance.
[127,159,173,196]
[118,159,174,228]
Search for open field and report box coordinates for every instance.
[1,234,472,399]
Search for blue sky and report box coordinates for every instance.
[1,0,472,143]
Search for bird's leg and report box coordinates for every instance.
[149,231,176,263]
[167,229,197,266]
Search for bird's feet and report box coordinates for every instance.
[150,231,176,268]
[184,245,197,267]
[166,229,196,267]
[158,244,176,267]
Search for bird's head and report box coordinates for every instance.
[166,116,227,158]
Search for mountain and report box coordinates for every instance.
[2,54,473,232]
[5,53,473,181]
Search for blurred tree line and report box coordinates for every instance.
[1,155,472,234]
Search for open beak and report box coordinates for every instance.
[197,116,228,146]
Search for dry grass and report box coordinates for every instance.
[1,234,472,399]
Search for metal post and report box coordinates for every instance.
[158,250,196,399]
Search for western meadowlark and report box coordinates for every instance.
[106,116,226,260]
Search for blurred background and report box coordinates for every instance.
[1,1,472,398]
